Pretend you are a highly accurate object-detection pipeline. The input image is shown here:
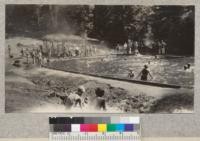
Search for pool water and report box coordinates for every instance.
[49,55,194,87]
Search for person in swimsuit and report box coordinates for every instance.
[138,65,153,81]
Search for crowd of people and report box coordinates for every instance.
[8,41,98,67]
[116,40,140,55]
[19,46,44,67]
[116,39,167,55]
[42,41,97,58]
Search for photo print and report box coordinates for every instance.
[5,5,194,113]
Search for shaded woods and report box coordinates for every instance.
[6,5,194,55]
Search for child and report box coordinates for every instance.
[95,88,107,111]
[128,70,135,79]
[67,86,86,108]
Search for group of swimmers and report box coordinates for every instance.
[184,63,193,72]
[128,62,193,82]
[184,63,191,71]
[128,65,153,81]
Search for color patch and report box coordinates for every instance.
[53,124,65,132]
[115,124,125,132]
[125,124,134,131]
[107,124,116,132]
[72,117,84,124]
[64,124,71,132]
[98,124,107,132]
[80,124,88,132]
[49,117,71,124]
[88,124,98,132]
[80,124,97,132]
[71,124,80,132]
[49,124,54,132]
[129,117,140,124]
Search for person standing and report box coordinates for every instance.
[30,49,36,64]
[158,41,162,55]
[161,40,166,55]
[95,88,107,111]
[39,50,43,67]
[8,45,12,58]
[116,43,120,54]
[133,41,139,55]
[20,48,24,57]
[124,42,128,54]
[25,48,29,64]
[127,39,133,54]
[137,65,153,81]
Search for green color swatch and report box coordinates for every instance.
[107,124,116,132]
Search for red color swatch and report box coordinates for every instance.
[80,124,98,132]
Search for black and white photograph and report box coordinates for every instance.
[5,5,194,113]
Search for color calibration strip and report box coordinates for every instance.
[50,123,138,132]
[49,117,141,141]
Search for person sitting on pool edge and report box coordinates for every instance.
[95,87,107,111]
[137,65,153,81]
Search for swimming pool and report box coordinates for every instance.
[48,55,194,87]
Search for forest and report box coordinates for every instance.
[6,5,194,55]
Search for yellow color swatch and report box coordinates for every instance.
[98,124,107,132]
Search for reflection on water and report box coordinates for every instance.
[49,55,194,86]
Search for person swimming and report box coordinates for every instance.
[184,65,188,70]
[184,63,193,72]
[187,63,191,69]
[128,70,135,78]
[137,65,153,81]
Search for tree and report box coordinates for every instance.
[6,5,194,55]
[93,5,155,45]
[151,6,194,55]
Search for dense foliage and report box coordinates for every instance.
[6,5,194,55]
